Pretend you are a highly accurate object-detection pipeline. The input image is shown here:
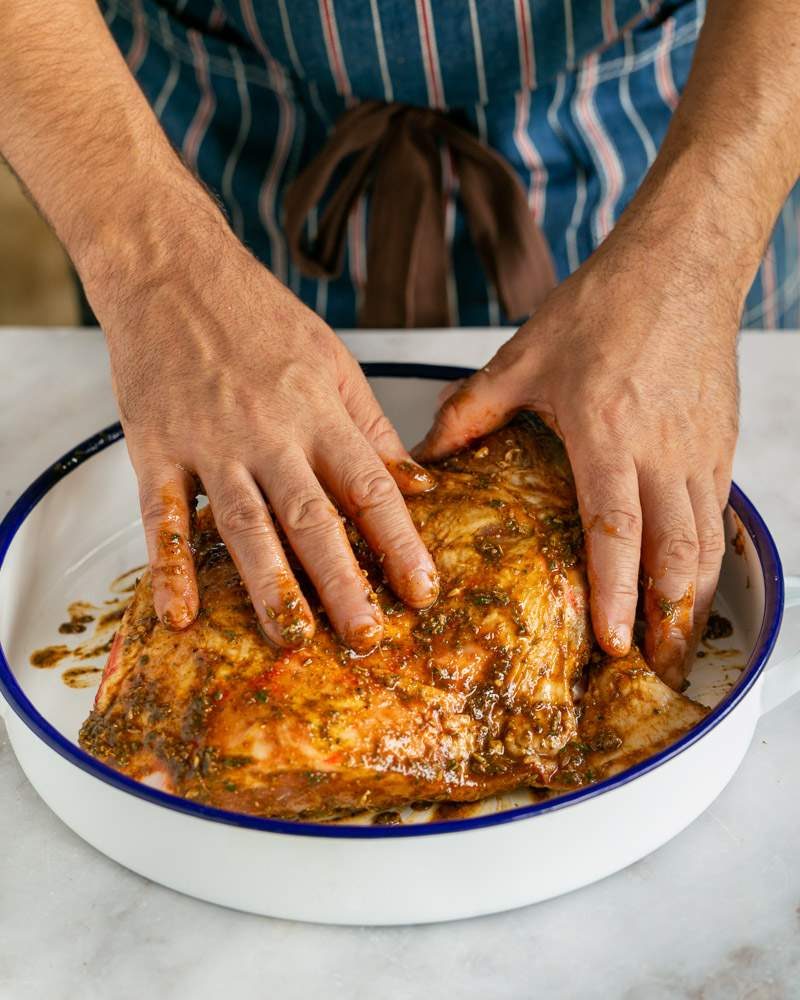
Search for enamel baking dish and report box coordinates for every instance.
[1,364,799,925]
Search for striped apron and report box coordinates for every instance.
[102,0,800,329]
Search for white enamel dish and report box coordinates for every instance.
[1,363,800,926]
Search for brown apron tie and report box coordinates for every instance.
[284,101,556,328]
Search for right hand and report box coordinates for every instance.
[86,225,439,651]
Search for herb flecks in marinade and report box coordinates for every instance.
[77,418,709,821]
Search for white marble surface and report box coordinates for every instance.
[1,327,799,999]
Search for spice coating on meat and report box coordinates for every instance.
[79,418,706,819]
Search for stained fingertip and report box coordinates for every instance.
[152,547,199,631]
[386,458,437,495]
[258,612,315,649]
[651,632,690,690]
[154,565,198,630]
[342,613,384,653]
[259,593,316,648]
[643,582,694,689]
[279,615,316,647]
[411,426,466,463]
[687,475,726,656]
[583,535,639,659]
[410,423,442,462]
[245,566,315,648]
[399,566,440,608]
[412,377,511,462]
[256,618,280,648]
[158,595,197,631]
[597,620,632,657]
[140,474,199,631]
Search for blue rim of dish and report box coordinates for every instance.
[0,362,785,840]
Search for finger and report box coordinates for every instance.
[569,447,641,658]
[714,459,734,513]
[313,422,439,609]
[688,475,726,640]
[412,356,524,462]
[259,450,385,652]
[640,473,699,689]
[341,368,436,496]
[138,466,199,631]
[202,466,314,648]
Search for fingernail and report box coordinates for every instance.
[257,619,282,648]
[343,614,384,653]
[400,461,436,493]
[278,615,315,647]
[605,623,631,656]
[387,459,436,495]
[161,600,194,631]
[404,567,440,608]
[258,607,314,649]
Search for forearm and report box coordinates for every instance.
[0,0,227,296]
[612,0,800,313]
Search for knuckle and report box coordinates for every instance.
[139,493,170,529]
[721,406,740,441]
[697,524,725,568]
[588,505,642,543]
[214,484,266,537]
[596,579,639,602]
[656,529,700,570]
[282,492,336,536]
[595,399,628,436]
[276,357,317,399]
[341,466,398,513]
[384,533,424,564]
[139,491,188,557]
[361,411,397,450]
[315,563,361,601]
[246,571,284,604]
[715,478,732,511]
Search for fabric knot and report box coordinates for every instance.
[285,101,555,327]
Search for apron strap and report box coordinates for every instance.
[284,101,556,328]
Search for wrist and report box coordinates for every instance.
[72,161,232,315]
[606,143,767,318]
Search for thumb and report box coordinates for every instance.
[412,360,523,461]
[436,377,465,406]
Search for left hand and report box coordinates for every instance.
[414,224,741,689]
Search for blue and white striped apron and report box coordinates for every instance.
[102,0,800,329]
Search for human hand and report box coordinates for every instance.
[415,225,741,688]
[88,224,439,651]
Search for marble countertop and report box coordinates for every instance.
[1,327,799,999]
